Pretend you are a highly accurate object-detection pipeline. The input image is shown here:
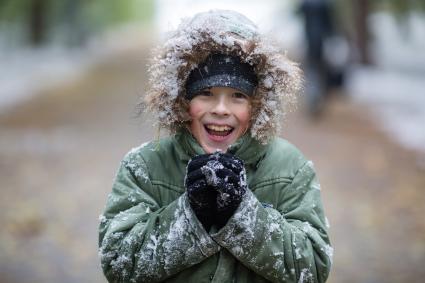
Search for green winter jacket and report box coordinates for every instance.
[98,129,332,283]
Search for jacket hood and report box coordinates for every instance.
[144,10,302,143]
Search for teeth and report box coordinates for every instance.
[206,124,232,132]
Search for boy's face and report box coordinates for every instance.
[188,86,252,153]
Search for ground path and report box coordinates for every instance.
[0,40,424,282]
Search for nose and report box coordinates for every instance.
[211,95,230,116]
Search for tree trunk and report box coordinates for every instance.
[29,0,47,45]
[355,0,370,64]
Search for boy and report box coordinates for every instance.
[99,10,332,283]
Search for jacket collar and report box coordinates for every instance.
[175,128,268,166]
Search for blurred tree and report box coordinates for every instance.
[370,0,425,40]
[373,0,425,14]
[0,0,28,20]
[29,0,46,45]
[0,0,154,47]
[355,0,370,64]
[331,0,425,65]
[330,0,371,64]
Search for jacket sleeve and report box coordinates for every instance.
[210,161,332,283]
[98,153,221,283]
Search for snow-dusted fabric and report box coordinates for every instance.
[185,53,258,99]
[144,10,302,143]
[98,130,332,282]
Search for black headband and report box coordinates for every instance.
[185,53,257,100]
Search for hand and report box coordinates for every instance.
[201,152,247,228]
[185,154,217,230]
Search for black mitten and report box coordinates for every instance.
[185,154,217,231]
[201,152,247,228]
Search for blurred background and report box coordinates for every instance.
[0,0,424,282]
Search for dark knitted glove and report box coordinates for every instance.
[185,154,217,231]
[201,152,247,228]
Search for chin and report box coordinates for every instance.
[201,136,237,153]
[203,144,228,154]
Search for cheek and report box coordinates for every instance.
[236,105,252,127]
[241,110,251,123]
[188,102,203,119]
[188,102,204,134]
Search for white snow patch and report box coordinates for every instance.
[110,254,131,276]
[321,244,334,264]
[294,247,302,260]
[298,268,313,283]
[311,182,321,191]
[122,154,150,183]
[129,141,152,155]
[99,214,108,224]
[325,217,331,229]
[347,12,425,155]
[146,234,159,256]
[301,222,313,234]
[263,75,274,88]
[201,159,224,187]
[348,66,425,154]
[221,192,259,257]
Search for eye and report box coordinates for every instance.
[198,90,212,96]
[232,92,248,99]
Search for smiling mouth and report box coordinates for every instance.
[204,124,234,137]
